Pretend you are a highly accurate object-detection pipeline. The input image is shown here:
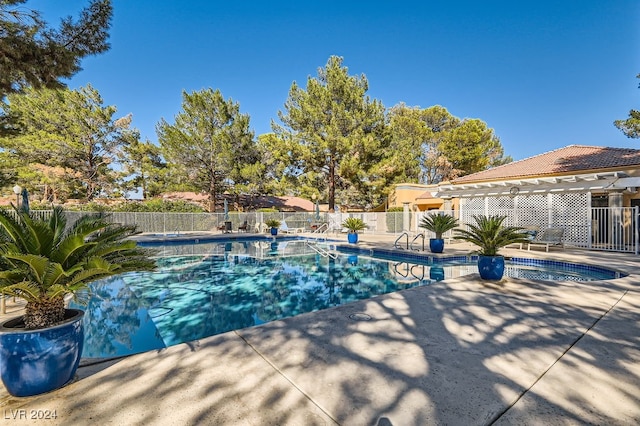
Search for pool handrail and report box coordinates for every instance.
[312,223,329,234]
[411,233,425,251]
[305,240,337,259]
[394,231,410,250]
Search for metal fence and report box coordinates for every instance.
[26,206,640,254]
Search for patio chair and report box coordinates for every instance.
[238,220,249,232]
[527,227,565,252]
[279,220,304,233]
[254,222,268,233]
[515,226,538,250]
[217,221,232,233]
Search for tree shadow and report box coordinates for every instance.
[235,273,639,425]
[1,268,637,425]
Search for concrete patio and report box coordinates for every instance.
[1,237,639,425]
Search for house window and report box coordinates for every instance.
[591,195,608,208]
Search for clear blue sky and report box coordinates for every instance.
[27,0,640,160]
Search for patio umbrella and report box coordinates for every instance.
[223,198,229,220]
[315,199,320,221]
[20,188,29,214]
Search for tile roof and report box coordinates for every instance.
[161,192,314,211]
[453,145,640,184]
[416,191,436,199]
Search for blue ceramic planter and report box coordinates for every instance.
[429,266,445,281]
[477,255,505,280]
[0,309,84,397]
[270,228,278,236]
[429,238,445,253]
[347,232,358,244]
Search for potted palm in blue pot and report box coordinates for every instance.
[0,206,156,397]
[342,217,367,244]
[265,219,280,236]
[418,212,459,253]
[454,215,528,280]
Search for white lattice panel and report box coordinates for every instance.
[460,198,484,211]
[459,193,592,247]
[515,194,549,228]
[486,197,518,226]
[550,193,589,246]
[459,198,485,225]
[489,196,515,210]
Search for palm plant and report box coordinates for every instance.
[342,217,367,233]
[454,215,528,256]
[265,219,281,229]
[419,213,458,239]
[0,206,156,329]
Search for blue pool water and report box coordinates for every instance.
[75,238,623,358]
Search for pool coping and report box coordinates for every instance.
[134,232,629,279]
[1,235,639,424]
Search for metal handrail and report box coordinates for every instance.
[393,262,425,281]
[312,223,329,233]
[394,231,410,249]
[393,262,409,277]
[410,264,425,281]
[305,240,337,259]
[411,233,425,251]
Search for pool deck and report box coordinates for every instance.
[1,233,639,425]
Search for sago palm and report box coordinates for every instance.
[454,215,528,256]
[342,217,367,233]
[0,206,156,329]
[419,213,458,239]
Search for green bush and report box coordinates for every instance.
[64,202,109,212]
[114,199,205,212]
[56,199,205,213]
[265,219,281,228]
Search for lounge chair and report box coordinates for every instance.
[527,227,565,252]
[279,220,304,234]
[217,221,232,233]
[514,226,538,249]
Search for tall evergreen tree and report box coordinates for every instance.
[387,104,511,183]
[120,138,166,199]
[156,88,256,211]
[439,118,510,179]
[614,73,640,139]
[0,0,112,98]
[275,56,386,211]
[1,85,136,201]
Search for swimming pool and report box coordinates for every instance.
[75,237,624,358]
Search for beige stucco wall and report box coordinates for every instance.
[388,183,444,211]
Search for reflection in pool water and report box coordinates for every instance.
[75,239,622,358]
[78,245,430,357]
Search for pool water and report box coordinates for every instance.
[75,239,622,358]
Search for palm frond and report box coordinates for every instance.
[3,253,50,283]
[0,281,43,303]
[0,207,156,328]
[0,208,30,251]
[342,217,367,232]
[47,207,68,242]
[419,213,458,238]
[454,215,529,256]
